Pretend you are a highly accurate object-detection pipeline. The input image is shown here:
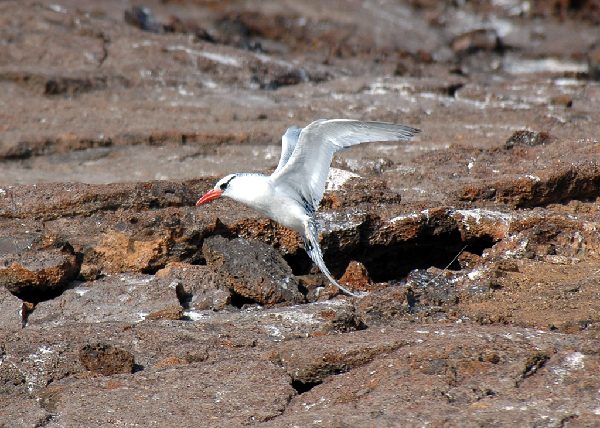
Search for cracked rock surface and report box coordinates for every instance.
[2,0,600,427]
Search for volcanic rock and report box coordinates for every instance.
[156,262,232,311]
[79,343,135,376]
[0,286,23,330]
[0,241,80,302]
[202,235,304,305]
[27,273,183,325]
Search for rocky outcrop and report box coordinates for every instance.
[2,0,600,426]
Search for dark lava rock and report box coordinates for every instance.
[357,270,458,326]
[505,129,552,149]
[79,343,135,376]
[260,68,308,90]
[202,235,304,305]
[164,16,216,42]
[124,6,162,33]
[405,269,459,309]
[44,75,109,97]
[0,242,80,302]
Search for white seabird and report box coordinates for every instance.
[196,119,420,296]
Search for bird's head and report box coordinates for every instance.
[195,173,238,206]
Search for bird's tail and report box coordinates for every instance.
[303,220,363,298]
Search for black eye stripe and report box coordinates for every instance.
[219,175,236,190]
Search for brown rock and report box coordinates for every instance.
[550,94,573,107]
[460,162,600,208]
[153,356,187,369]
[0,243,80,302]
[297,274,336,302]
[262,325,600,427]
[0,395,49,428]
[451,29,502,54]
[2,0,600,424]
[271,329,405,385]
[0,180,213,220]
[505,130,553,149]
[0,352,27,394]
[43,359,294,426]
[339,260,371,291]
[356,286,410,326]
[145,305,183,321]
[93,231,169,274]
[79,343,135,376]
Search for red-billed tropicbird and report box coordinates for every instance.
[196,119,420,297]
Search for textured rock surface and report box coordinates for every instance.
[27,273,183,325]
[156,262,233,311]
[2,0,600,426]
[42,360,295,427]
[0,286,23,330]
[263,325,600,427]
[203,235,304,305]
[78,343,135,376]
[0,241,80,301]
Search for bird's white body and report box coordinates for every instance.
[226,174,310,234]
[197,119,420,296]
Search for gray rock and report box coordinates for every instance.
[0,395,49,428]
[203,235,304,305]
[156,262,233,311]
[28,273,182,325]
[0,286,23,330]
[183,299,360,344]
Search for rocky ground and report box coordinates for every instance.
[2,0,600,427]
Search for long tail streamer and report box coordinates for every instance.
[303,219,363,297]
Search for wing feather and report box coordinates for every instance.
[270,119,420,210]
[274,126,302,173]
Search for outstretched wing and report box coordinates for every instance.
[274,126,302,174]
[270,119,420,210]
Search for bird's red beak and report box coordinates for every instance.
[196,189,223,206]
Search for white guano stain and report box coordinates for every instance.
[165,45,241,67]
[325,168,360,191]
